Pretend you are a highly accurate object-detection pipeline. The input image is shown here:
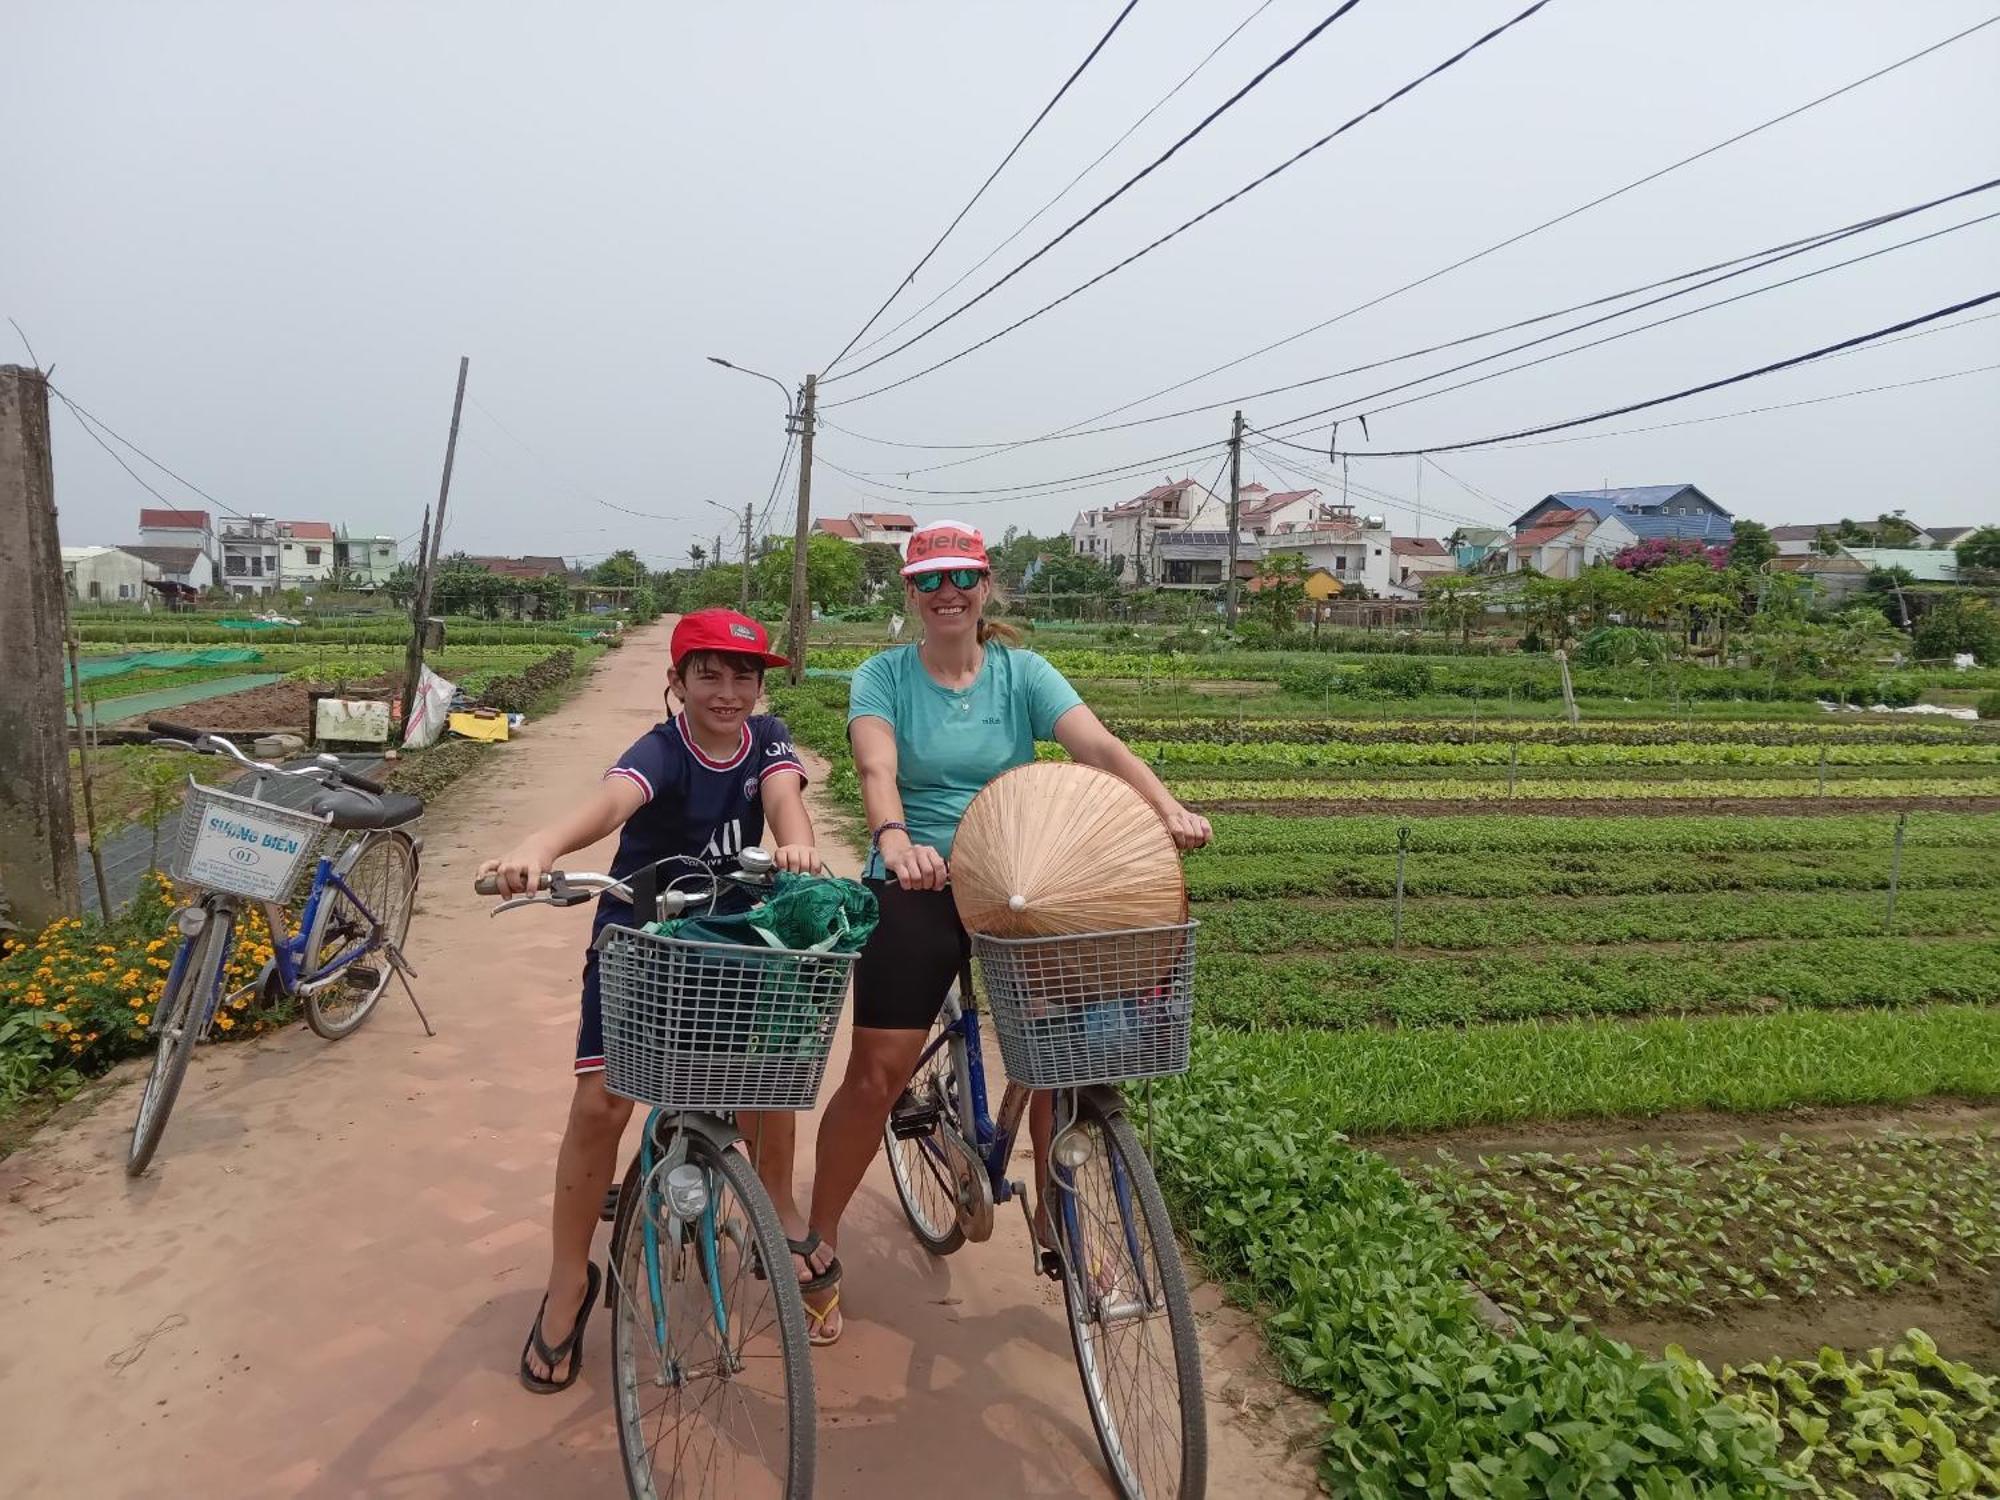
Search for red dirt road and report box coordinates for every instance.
[0,622,1317,1499]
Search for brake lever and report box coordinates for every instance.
[489,894,553,917]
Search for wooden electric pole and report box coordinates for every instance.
[786,374,817,685]
[401,356,468,725]
[0,365,81,927]
[1224,409,1244,627]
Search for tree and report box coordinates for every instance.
[1247,552,1308,635]
[683,563,745,611]
[1031,550,1121,597]
[592,549,648,589]
[528,573,572,620]
[1912,595,2000,665]
[753,534,865,612]
[1873,511,1921,546]
[1424,574,1485,646]
[1729,519,1777,572]
[688,542,708,570]
[856,542,904,597]
[1956,526,2000,572]
[1860,566,1917,627]
[1519,574,1577,650]
[1612,537,1731,573]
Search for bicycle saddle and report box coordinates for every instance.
[312,788,425,830]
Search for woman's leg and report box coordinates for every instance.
[528,1071,633,1382]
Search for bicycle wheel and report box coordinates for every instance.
[302,830,418,1041]
[884,992,970,1256]
[126,907,233,1177]
[1051,1093,1207,1500]
[609,1127,814,1500]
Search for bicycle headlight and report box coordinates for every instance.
[1052,1128,1094,1170]
[665,1163,709,1218]
[174,907,208,938]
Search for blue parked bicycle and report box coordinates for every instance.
[884,923,1208,1500]
[480,849,855,1500]
[127,722,429,1176]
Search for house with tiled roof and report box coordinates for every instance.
[278,520,337,588]
[1392,536,1454,591]
[465,554,571,580]
[137,507,219,582]
[1513,485,1733,545]
[812,512,920,553]
[1070,477,1227,586]
[1500,507,1638,579]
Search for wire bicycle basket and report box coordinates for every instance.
[169,780,332,903]
[593,927,855,1111]
[972,922,1199,1089]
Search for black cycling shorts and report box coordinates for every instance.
[851,879,969,1032]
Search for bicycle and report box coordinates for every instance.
[127,720,430,1177]
[883,921,1208,1500]
[478,849,853,1500]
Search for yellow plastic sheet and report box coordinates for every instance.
[447,711,509,743]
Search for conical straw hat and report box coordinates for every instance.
[951,761,1187,938]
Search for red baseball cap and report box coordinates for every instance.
[670,609,789,669]
[900,520,991,577]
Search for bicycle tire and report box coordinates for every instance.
[1054,1094,1208,1500]
[126,908,233,1177]
[608,1128,815,1499]
[884,992,970,1256]
[302,830,418,1041]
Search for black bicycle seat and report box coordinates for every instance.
[312,788,425,830]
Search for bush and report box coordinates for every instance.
[474,649,577,713]
[0,874,291,1103]
[1357,658,1434,698]
[1575,625,1667,668]
[1979,690,2000,721]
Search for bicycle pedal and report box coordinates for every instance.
[888,1095,942,1140]
[601,1186,621,1223]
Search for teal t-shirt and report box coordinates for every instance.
[848,643,1085,877]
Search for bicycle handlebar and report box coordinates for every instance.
[474,853,777,918]
[149,722,386,795]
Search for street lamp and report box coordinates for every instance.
[708,355,815,684]
[697,495,754,614]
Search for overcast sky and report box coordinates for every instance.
[8,0,1997,568]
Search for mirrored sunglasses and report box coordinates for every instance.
[912,568,987,593]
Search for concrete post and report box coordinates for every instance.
[0,366,82,928]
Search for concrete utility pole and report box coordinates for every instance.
[1224,409,1244,627]
[786,373,817,685]
[0,365,82,927]
[402,356,468,726]
[740,500,753,616]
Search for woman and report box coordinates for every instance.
[801,521,1211,1343]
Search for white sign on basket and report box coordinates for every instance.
[184,805,313,900]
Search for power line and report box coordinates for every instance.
[821,0,1144,374]
[1254,204,2000,445]
[48,388,255,520]
[466,396,695,526]
[814,441,1228,508]
[1252,288,2000,458]
[834,12,2000,446]
[820,0,1373,390]
[824,177,2000,471]
[846,0,1279,367]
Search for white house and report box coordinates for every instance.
[63,546,161,605]
[1392,537,1455,592]
[1504,508,1638,578]
[125,544,214,593]
[278,520,337,588]
[810,511,920,555]
[138,507,219,573]
[1280,518,1399,596]
[219,515,282,595]
[1070,477,1229,586]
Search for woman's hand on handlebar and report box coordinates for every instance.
[478,840,558,897]
[879,830,949,891]
[770,844,823,875]
[1158,801,1213,852]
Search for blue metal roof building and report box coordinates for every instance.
[1513,485,1733,544]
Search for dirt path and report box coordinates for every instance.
[0,620,1317,1499]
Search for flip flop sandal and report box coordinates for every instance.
[752,1231,843,1296]
[804,1288,843,1348]
[519,1262,602,1394]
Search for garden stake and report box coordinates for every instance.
[1393,825,1411,950]
[1818,746,1827,798]
[1886,811,1907,929]
[1509,743,1518,797]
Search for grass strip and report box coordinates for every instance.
[1202,810,2000,855]
[1181,1006,2000,1137]
[1173,774,2000,803]
[1116,739,2000,769]
[1198,888,2000,951]
[1187,847,1998,901]
[1196,940,2000,1031]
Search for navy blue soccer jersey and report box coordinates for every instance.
[595,713,806,929]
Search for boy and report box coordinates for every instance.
[479,608,832,1392]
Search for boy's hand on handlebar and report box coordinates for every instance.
[770,844,823,875]
[478,842,556,897]
[1159,802,1213,852]
[880,831,948,891]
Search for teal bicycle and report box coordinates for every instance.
[480,849,852,1500]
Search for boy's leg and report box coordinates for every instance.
[739,1110,830,1282]
[527,1071,633,1383]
